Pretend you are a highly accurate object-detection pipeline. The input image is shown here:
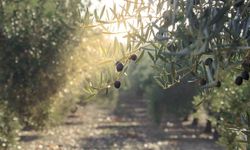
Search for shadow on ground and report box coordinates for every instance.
[19,135,41,142]
[19,93,224,150]
[79,93,224,150]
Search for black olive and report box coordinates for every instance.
[114,80,121,89]
[235,76,243,85]
[204,58,213,66]
[130,54,137,61]
[116,62,124,72]
[216,81,221,88]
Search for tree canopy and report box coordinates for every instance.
[86,0,250,149]
[0,0,250,149]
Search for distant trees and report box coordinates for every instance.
[0,0,83,148]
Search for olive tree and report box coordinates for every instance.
[87,0,250,149]
[0,0,86,148]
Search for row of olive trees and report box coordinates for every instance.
[193,70,250,149]
[0,0,86,148]
[87,0,250,149]
[125,55,197,124]
[0,0,136,148]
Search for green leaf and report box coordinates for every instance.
[125,0,131,15]
[100,6,106,19]
[110,4,118,20]
[148,52,155,62]
[94,9,99,21]
[154,77,165,89]
[83,8,90,24]
[136,50,145,64]
[134,0,138,11]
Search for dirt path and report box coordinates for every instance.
[19,95,224,150]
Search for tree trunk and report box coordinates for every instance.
[192,117,198,127]
[213,129,220,141]
[204,120,212,133]
[182,114,189,122]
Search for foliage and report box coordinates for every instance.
[0,0,249,149]
[145,78,197,124]
[125,55,154,96]
[0,0,83,128]
[0,0,136,148]
[55,27,121,119]
[0,101,21,150]
[0,0,137,129]
[88,0,249,89]
[0,0,95,148]
[194,71,250,149]
[87,0,250,148]
[125,55,197,124]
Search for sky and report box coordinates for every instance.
[90,0,130,43]
[88,0,154,43]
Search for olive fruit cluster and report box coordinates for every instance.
[114,54,137,89]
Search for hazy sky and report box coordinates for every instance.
[88,0,156,43]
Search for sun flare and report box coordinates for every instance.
[90,0,153,43]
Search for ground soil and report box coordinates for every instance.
[19,94,225,150]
